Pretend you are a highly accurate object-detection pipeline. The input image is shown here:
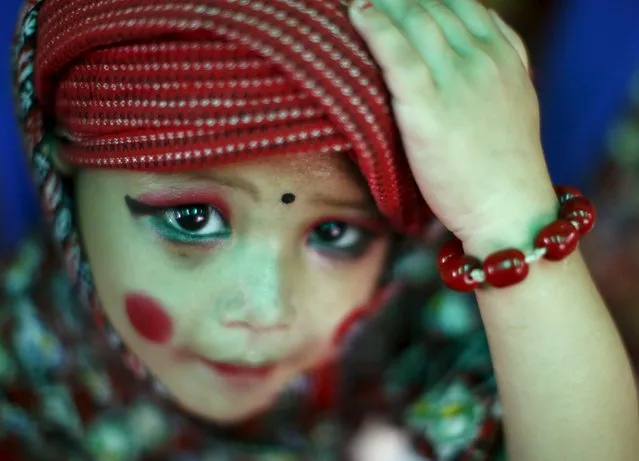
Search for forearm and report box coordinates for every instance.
[466,196,639,461]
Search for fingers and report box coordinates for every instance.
[440,0,528,66]
[489,10,530,71]
[350,0,529,92]
[439,0,500,40]
[418,0,475,57]
[349,2,438,96]
[352,0,463,89]
[367,0,461,86]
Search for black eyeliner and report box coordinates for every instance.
[125,195,163,216]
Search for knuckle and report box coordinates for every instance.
[419,0,447,10]
[420,0,456,21]
[397,2,429,25]
[466,51,501,79]
[499,38,529,70]
[391,45,425,71]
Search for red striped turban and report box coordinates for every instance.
[34,0,430,234]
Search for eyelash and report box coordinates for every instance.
[305,219,379,260]
[125,196,231,245]
[125,196,382,259]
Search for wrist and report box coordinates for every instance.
[439,184,597,292]
[460,188,560,259]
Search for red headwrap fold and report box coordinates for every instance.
[35,0,430,234]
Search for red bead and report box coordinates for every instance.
[559,196,596,235]
[437,238,464,271]
[440,255,482,292]
[554,185,583,205]
[535,219,580,261]
[483,249,529,288]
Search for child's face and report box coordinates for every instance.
[76,152,392,423]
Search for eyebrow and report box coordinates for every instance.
[309,194,380,214]
[183,171,261,200]
[158,172,379,214]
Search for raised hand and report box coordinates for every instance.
[350,3,639,461]
[350,0,556,253]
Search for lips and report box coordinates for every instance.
[200,359,276,379]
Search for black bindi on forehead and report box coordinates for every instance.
[281,193,296,204]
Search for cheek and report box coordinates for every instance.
[125,293,175,344]
[332,282,401,346]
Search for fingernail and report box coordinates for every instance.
[353,0,375,12]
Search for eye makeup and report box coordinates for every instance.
[305,215,389,236]
[303,215,389,260]
[125,190,232,220]
[125,191,232,246]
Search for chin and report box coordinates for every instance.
[153,358,306,424]
[160,370,281,425]
[175,390,276,425]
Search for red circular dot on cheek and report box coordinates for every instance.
[125,293,174,344]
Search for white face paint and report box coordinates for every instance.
[76,152,393,423]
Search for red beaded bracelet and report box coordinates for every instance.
[437,186,597,292]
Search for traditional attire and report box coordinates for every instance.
[2,1,502,459]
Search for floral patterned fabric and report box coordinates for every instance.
[0,235,503,460]
[2,0,503,460]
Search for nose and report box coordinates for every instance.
[216,287,291,333]
[213,244,295,333]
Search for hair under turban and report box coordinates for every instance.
[27,0,430,235]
